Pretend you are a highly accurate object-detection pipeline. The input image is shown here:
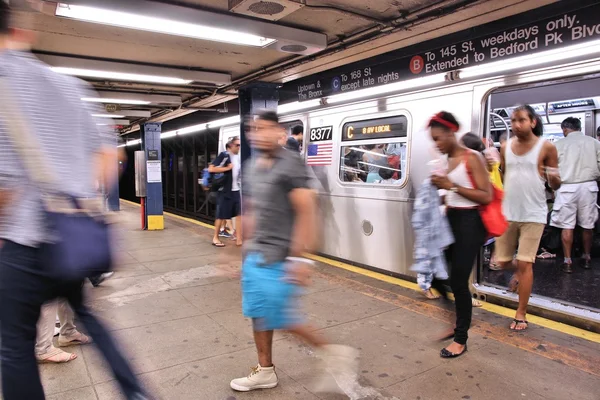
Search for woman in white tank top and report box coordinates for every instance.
[428,112,492,359]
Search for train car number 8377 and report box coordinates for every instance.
[309,126,333,142]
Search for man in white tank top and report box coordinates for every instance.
[495,106,561,332]
[550,117,600,273]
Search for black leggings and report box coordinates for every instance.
[432,208,486,345]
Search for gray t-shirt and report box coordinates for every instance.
[245,149,311,265]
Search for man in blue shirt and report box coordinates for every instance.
[209,137,242,247]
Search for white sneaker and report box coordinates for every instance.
[313,345,359,394]
[230,365,278,392]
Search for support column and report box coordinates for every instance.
[106,135,120,211]
[141,122,164,230]
[238,82,280,165]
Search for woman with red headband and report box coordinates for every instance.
[428,111,492,358]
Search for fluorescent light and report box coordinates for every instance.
[178,124,208,136]
[207,116,240,129]
[82,97,151,105]
[327,74,447,104]
[461,39,600,79]
[126,139,142,146]
[93,114,126,118]
[52,67,192,85]
[160,131,178,139]
[56,3,276,48]
[277,99,321,114]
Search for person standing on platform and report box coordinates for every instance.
[550,117,600,272]
[285,125,303,153]
[230,111,358,393]
[210,137,242,247]
[0,3,149,399]
[496,105,561,331]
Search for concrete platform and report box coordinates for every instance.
[27,202,600,399]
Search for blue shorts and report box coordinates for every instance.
[241,253,304,331]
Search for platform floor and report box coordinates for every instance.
[27,202,600,400]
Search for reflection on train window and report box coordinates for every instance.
[340,142,407,184]
[339,115,408,185]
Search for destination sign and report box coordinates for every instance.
[549,98,595,111]
[342,116,407,142]
[290,1,600,102]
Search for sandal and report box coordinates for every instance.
[536,251,556,259]
[509,319,528,331]
[471,298,483,307]
[422,289,440,300]
[58,331,93,347]
[37,347,77,364]
[212,242,226,248]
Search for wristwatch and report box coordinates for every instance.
[450,185,459,193]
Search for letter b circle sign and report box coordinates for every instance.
[410,55,424,74]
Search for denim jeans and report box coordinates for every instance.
[0,241,145,399]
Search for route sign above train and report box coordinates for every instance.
[287,1,600,103]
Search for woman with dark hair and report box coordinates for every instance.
[428,111,492,358]
[363,144,387,183]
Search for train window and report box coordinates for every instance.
[339,115,408,185]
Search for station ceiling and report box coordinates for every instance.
[12,0,557,134]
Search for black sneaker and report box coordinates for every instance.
[561,263,573,274]
[583,258,591,270]
[89,272,115,287]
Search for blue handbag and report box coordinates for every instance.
[2,81,113,281]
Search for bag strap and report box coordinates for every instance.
[463,151,478,190]
[0,79,58,188]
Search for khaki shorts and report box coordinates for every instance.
[495,222,545,263]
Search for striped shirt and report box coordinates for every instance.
[0,50,114,247]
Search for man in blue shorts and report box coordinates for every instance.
[210,137,242,247]
[230,111,357,393]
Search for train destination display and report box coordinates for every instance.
[342,116,408,142]
[293,2,600,102]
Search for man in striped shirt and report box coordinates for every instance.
[0,2,148,399]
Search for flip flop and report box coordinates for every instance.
[471,298,483,307]
[509,319,528,331]
[212,242,226,247]
[58,332,93,347]
[536,251,556,259]
[37,348,77,364]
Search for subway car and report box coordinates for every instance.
[217,20,600,331]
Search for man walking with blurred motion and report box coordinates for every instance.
[551,117,600,272]
[230,111,357,393]
[0,2,148,398]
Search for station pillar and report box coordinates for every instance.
[238,82,280,165]
[107,135,121,211]
[141,122,164,230]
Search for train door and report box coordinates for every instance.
[478,74,600,322]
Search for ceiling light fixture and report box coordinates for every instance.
[277,99,321,114]
[82,97,151,105]
[38,54,231,86]
[53,67,192,85]
[460,39,600,79]
[54,0,326,55]
[93,114,126,118]
[56,2,275,48]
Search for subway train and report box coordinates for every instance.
[217,39,600,331]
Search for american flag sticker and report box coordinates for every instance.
[306,141,334,166]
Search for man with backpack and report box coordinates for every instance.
[209,137,242,247]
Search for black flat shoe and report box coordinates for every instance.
[440,345,467,358]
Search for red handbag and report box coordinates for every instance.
[464,153,508,238]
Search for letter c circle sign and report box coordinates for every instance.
[410,55,424,74]
[332,76,341,92]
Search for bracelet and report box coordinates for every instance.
[286,257,315,266]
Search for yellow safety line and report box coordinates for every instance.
[120,199,600,343]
